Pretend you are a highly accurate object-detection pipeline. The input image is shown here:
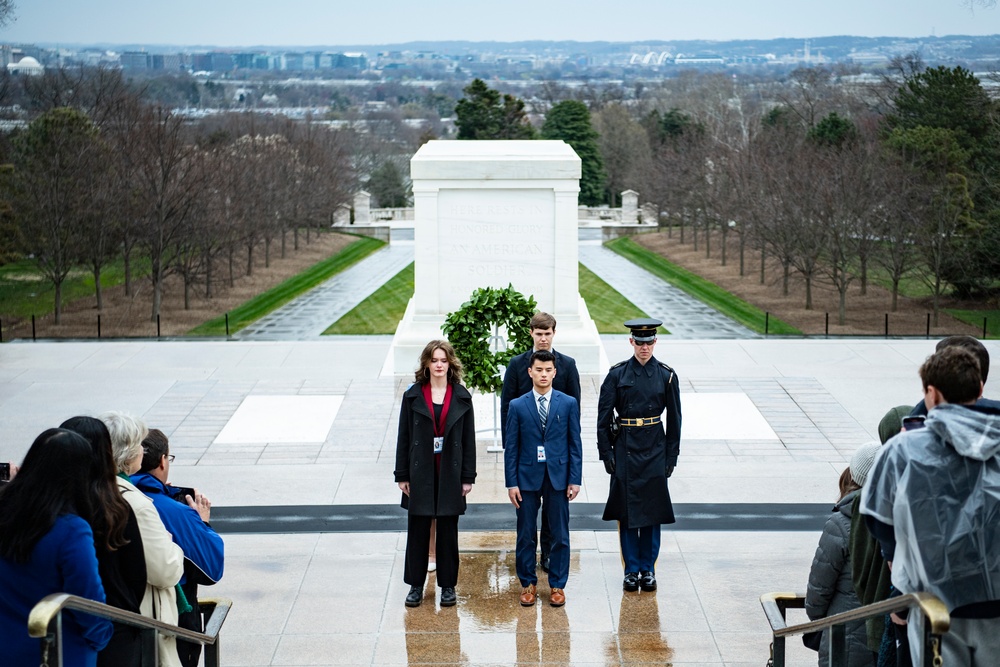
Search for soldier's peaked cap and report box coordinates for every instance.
[624,318,661,343]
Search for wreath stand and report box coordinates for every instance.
[441,285,536,457]
[484,324,506,453]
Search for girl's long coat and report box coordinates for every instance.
[394,382,477,516]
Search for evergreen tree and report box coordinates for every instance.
[542,100,605,206]
[454,79,536,140]
[885,65,1000,295]
[366,161,410,208]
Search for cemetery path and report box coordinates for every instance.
[579,242,759,338]
[236,234,755,340]
[235,242,415,340]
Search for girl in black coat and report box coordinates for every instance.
[394,340,477,608]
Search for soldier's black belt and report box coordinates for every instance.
[619,416,661,427]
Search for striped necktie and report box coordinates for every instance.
[538,395,548,429]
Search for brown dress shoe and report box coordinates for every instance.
[519,584,537,606]
[549,588,566,607]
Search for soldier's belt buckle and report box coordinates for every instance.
[635,417,645,426]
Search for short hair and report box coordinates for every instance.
[140,429,169,473]
[100,411,149,474]
[936,335,990,382]
[415,339,464,385]
[529,350,556,367]
[529,312,557,331]
[919,346,982,405]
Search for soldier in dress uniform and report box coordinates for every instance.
[597,318,681,592]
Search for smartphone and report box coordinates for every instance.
[0,462,9,482]
[170,486,196,503]
[902,415,926,430]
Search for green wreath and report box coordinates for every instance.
[442,284,537,395]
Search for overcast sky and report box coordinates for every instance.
[3,0,997,47]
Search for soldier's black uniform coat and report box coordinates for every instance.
[596,355,681,528]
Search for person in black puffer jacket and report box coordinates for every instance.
[805,443,880,667]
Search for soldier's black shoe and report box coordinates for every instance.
[440,587,457,607]
[623,572,640,592]
[540,553,551,574]
[640,571,657,591]
[405,585,423,607]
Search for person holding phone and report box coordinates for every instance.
[394,340,477,608]
[132,428,224,667]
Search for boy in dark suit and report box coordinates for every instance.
[504,350,583,607]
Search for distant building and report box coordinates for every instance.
[121,51,151,70]
[7,55,44,76]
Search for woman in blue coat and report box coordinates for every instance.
[0,428,113,667]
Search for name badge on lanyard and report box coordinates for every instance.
[433,436,444,454]
[537,445,546,462]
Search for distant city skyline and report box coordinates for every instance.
[3,0,998,48]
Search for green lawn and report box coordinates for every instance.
[188,236,385,336]
[322,261,660,336]
[605,236,801,335]
[579,263,668,334]
[0,257,147,321]
[944,309,999,338]
[323,262,414,335]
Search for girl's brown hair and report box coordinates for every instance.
[414,339,464,385]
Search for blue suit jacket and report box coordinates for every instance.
[504,389,583,492]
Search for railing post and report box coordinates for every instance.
[140,627,157,665]
[829,623,847,665]
[157,314,161,338]
[926,313,931,339]
[41,612,63,667]
[32,314,36,341]
[885,313,889,338]
[825,312,829,337]
[225,313,230,337]
[97,314,102,339]
[765,312,769,336]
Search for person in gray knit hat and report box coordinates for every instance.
[850,442,880,488]
[805,445,873,665]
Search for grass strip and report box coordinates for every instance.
[606,236,801,335]
[325,261,669,336]
[324,262,414,335]
[944,309,999,339]
[0,256,150,320]
[188,236,385,336]
[579,263,669,334]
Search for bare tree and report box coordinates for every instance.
[593,103,654,206]
[128,106,208,321]
[5,108,103,323]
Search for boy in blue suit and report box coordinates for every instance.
[505,350,583,607]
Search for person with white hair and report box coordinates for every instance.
[101,411,184,667]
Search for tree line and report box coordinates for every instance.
[455,63,1000,324]
[0,67,356,324]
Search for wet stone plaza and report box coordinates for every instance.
[0,336,969,666]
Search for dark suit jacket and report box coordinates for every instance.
[504,389,583,492]
[500,349,581,445]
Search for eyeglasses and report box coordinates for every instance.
[634,340,655,347]
[165,454,175,463]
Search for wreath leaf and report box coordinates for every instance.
[441,284,537,395]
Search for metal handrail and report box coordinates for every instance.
[760,591,950,666]
[28,594,231,666]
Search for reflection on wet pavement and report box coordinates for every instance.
[401,551,675,666]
